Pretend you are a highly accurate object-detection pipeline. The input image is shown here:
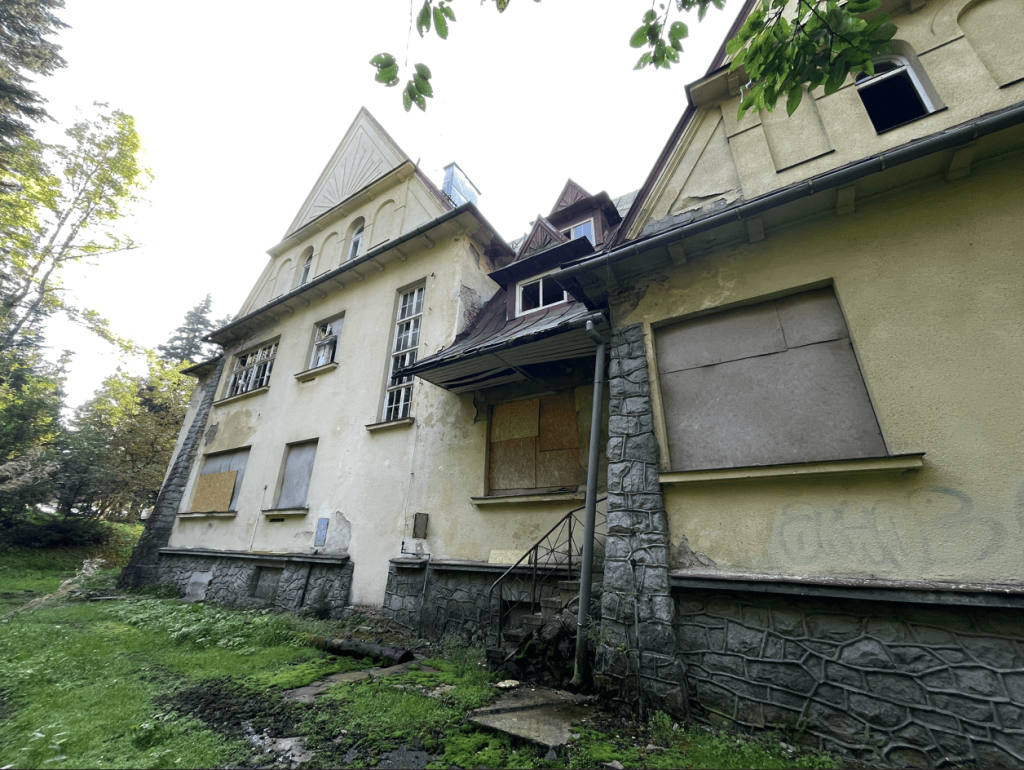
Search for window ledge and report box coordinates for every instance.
[472,490,584,507]
[294,362,339,382]
[177,511,237,519]
[261,508,309,517]
[659,453,924,485]
[365,417,415,433]
[213,386,269,407]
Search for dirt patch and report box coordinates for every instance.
[160,677,306,739]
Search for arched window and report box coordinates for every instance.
[347,218,365,261]
[298,252,313,285]
[856,51,941,133]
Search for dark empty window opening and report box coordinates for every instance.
[856,57,937,133]
[517,275,567,315]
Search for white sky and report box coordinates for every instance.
[37,0,742,409]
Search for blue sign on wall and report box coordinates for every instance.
[314,518,329,547]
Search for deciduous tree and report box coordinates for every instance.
[54,356,192,520]
[0,104,150,355]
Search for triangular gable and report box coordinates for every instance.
[549,179,592,217]
[286,108,410,236]
[516,216,567,260]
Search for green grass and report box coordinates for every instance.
[0,550,843,770]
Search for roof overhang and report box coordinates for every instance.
[207,203,513,346]
[405,307,608,394]
[557,101,1024,308]
[489,237,594,288]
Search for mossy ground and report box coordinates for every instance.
[0,550,842,769]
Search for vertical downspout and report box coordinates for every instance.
[571,320,606,689]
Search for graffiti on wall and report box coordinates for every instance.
[767,480,1024,576]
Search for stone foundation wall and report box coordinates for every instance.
[383,564,498,643]
[156,551,353,618]
[676,587,1024,768]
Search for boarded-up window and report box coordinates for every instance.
[654,287,886,471]
[489,392,579,494]
[276,440,318,509]
[192,448,249,512]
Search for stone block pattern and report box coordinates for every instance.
[120,361,225,589]
[156,552,353,618]
[677,588,1024,768]
[383,564,499,644]
[595,324,687,715]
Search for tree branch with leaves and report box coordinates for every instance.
[370,0,895,118]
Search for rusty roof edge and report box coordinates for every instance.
[206,203,514,345]
[558,99,1024,284]
[402,308,608,381]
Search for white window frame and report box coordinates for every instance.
[309,316,343,369]
[562,218,595,245]
[298,253,313,285]
[516,269,569,317]
[348,225,364,261]
[855,55,939,132]
[383,285,425,422]
[226,341,278,397]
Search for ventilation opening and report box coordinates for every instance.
[856,58,933,133]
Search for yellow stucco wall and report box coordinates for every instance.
[619,150,1024,584]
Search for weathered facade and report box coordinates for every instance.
[125,0,1024,763]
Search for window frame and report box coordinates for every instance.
[562,218,595,246]
[188,447,250,513]
[347,223,364,261]
[270,439,318,512]
[308,314,344,370]
[382,284,425,423]
[225,340,279,398]
[298,252,313,286]
[515,269,570,317]
[855,54,941,134]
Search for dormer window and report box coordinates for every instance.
[562,219,595,245]
[517,271,568,316]
[856,54,940,134]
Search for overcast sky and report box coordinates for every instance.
[37,0,742,409]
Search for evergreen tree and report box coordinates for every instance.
[158,295,221,364]
[0,0,67,175]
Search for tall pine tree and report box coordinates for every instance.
[158,295,222,364]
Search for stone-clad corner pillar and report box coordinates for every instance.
[595,324,687,716]
[119,358,225,589]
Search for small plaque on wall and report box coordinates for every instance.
[314,518,329,547]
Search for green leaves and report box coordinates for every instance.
[729,0,897,120]
[417,0,432,36]
[403,64,434,112]
[370,53,399,87]
[629,5,698,70]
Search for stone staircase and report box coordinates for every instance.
[488,576,603,668]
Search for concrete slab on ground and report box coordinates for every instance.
[468,688,595,748]
[282,657,436,703]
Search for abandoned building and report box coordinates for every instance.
[122,0,1024,764]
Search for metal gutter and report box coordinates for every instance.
[559,100,1024,283]
[206,202,513,344]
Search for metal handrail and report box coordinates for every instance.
[486,496,606,644]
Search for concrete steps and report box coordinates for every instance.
[488,574,603,664]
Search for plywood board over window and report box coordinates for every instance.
[191,448,249,512]
[654,286,886,472]
[489,392,580,495]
